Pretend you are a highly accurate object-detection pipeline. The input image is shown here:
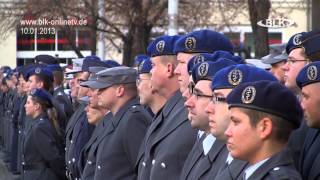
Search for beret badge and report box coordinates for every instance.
[293,33,303,46]
[228,68,243,86]
[307,65,318,81]
[194,54,205,65]
[35,67,41,74]
[185,37,196,51]
[241,86,256,104]
[198,62,209,77]
[156,40,165,53]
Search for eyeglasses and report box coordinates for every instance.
[192,90,212,99]
[211,95,227,104]
[136,78,150,85]
[287,59,309,65]
[188,82,195,95]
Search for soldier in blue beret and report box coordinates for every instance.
[295,62,320,180]
[224,80,302,180]
[173,29,234,98]
[137,35,197,180]
[134,54,150,67]
[136,58,166,117]
[26,66,54,92]
[205,64,277,179]
[23,88,67,180]
[181,60,236,180]
[211,50,244,64]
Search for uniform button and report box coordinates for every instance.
[71,140,73,144]
[152,159,155,165]
[72,158,75,163]
[161,162,166,168]
[22,162,25,165]
[87,161,92,165]
[142,162,146,167]
[273,167,280,171]
[65,147,66,151]
[68,161,71,164]
[97,165,101,170]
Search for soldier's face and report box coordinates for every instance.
[270,61,286,84]
[25,96,37,118]
[301,83,320,128]
[70,72,82,98]
[150,57,168,94]
[88,88,100,108]
[184,80,211,131]
[27,75,41,92]
[85,105,104,125]
[282,48,308,93]
[175,53,196,94]
[77,72,90,99]
[97,86,116,110]
[206,88,232,141]
[137,74,153,105]
[225,108,262,164]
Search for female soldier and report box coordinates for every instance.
[23,88,66,180]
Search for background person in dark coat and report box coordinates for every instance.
[23,88,66,180]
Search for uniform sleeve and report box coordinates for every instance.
[122,110,150,167]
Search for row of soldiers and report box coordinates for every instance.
[0,28,319,180]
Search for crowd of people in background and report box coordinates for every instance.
[0,29,319,180]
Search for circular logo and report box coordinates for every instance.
[228,69,243,86]
[194,55,205,65]
[293,33,303,45]
[241,86,256,104]
[185,37,196,51]
[198,62,209,77]
[156,40,165,53]
[35,67,41,74]
[307,65,318,81]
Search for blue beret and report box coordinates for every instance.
[296,61,320,88]
[103,60,121,67]
[286,32,307,54]
[46,64,63,72]
[138,57,152,74]
[173,29,233,54]
[192,59,237,84]
[82,55,103,72]
[211,50,244,64]
[300,30,320,57]
[134,55,149,66]
[211,64,277,90]
[26,66,53,82]
[35,54,58,65]
[147,35,181,57]
[187,53,217,74]
[227,80,302,129]
[30,88,53,107]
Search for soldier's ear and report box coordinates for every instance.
[166,63,175,77]
[257,117,273,140]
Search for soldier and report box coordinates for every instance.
[23,88,66,180]
[181,59,236,180]
[83,66,151,180]
[261,43,287,84]
[205,64,277,179]
[136,35,197,180]
[295,62,320,180]
[173,29,234,97]
[225,80,303,179]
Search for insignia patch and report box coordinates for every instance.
[293,33,303,45]
[185,37,196,51]
[194,54,205,65]
[241,86,256,104]
[228,68,243,86]
[156,40,165,53]
[198,62,209,77]
[307,65,318,81]
[138,60,145,72]
[35,67,41,74]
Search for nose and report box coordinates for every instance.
[205,101,214,114]
[184,95,195,109]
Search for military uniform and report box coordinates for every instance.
[53,86,73,121]
[65,104,95,180]
[22,114,66,180]
[214,157,248,180]
[137,91,197,180]
[93,99,150,180]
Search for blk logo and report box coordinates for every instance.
[257,18,295,28]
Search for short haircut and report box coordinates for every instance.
[241,108,294,143]
[159,55,178,67]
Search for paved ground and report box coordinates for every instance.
[0,151,20,180]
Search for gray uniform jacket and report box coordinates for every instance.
[214,158,248,180]
[136,91,197,180]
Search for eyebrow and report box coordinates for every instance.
[193,87,204,94]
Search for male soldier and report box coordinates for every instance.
[225,80,303,179]
[65,55,107,180]
[136,35,197,180]
[205,64,278,179]
[181,59,236,180]
[174,29,234,97]
[261,43,287,84]
[296,62,320,180]
[83,66,150,180]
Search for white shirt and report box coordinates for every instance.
[244,158,269,179]
[202,134,216,155]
